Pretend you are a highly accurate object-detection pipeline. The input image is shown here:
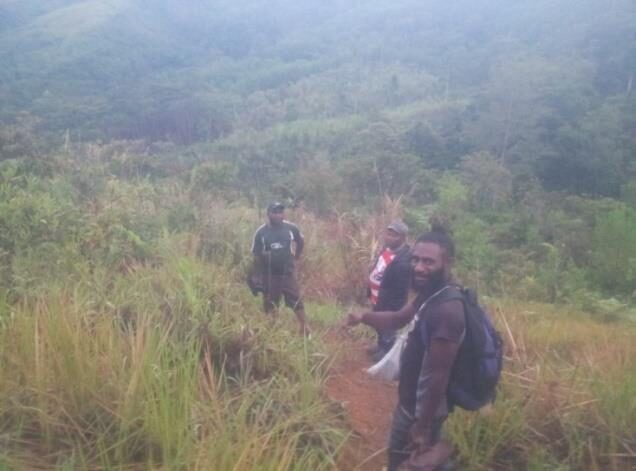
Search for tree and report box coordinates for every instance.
[590,207,636,295]
[460,151,512,211]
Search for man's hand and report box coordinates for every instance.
[407,422,432,453]
[344,311,365,327]
[399,439,454,471]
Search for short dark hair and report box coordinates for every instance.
[415,225,455,259]
[267,202,285,213]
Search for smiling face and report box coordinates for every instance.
[410,241,450,291]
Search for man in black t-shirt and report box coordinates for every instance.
[347,228,464,471]
[367,221,411,361]
[251,202,309,335]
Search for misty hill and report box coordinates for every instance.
[1,0,635,198]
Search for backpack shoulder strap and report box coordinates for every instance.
[415,284,467,346]
[428,283,465,305]
[415,284,465,325]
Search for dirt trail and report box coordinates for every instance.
[324,330,398,471]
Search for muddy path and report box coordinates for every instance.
[324,330,398,471]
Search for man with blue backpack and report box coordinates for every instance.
[347,226,502,470]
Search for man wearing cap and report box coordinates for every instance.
[250,202,309,335]
[367,220,411,361]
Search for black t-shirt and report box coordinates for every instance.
[398,287,465,416]
[251,221,303,275]
[373,244,411,312]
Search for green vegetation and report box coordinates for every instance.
[448,301,636,470]
[0,0,634,468]
[0,227,347,469]
[0,147,633,469]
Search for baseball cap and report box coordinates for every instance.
[387,220,408,236]
[267,202,285,213]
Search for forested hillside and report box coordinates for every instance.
[1,0,634,311]
[2,0,634,192]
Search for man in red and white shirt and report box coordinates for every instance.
[367,220,411,361]
[369,246,396,305]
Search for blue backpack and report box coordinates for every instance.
[426,285,504,411]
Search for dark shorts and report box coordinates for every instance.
[263,273,304,312]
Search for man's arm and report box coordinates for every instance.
[251,227,266,273]
[251,226,264,257]
[409,338,460,447]
[291,224,304,259]
[408,299,464,450]
[346,301,417,331]
[252,253,265,271]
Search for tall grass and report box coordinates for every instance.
[0,241,346,469]
[446,301,636,470]
[295,195,405,303]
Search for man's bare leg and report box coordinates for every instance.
[294,307,310,337]
[263,293,278,317]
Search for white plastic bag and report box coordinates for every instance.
[366,286,452,381]
[365,330,408,381]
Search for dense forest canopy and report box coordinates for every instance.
[0,0,635,307]
[1,0,634,193]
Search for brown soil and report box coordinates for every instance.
[324,329,398,471]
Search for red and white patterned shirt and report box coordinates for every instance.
[369,248,396,305]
